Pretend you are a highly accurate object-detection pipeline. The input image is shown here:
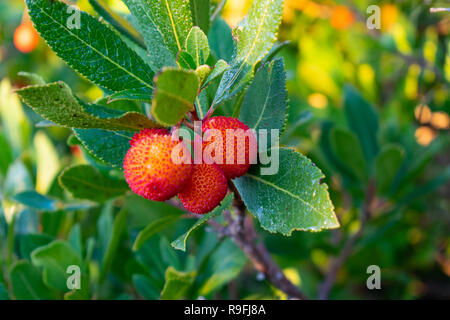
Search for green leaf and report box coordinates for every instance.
[17,234,54,261]
[0,132,13,177]
[133,216,181,251]
[133,274,160,299]
[375,144,405,194]
[12,191,60,212]
[190,0,210,34]
[198,239,246,296]
[344,85,379,164]
[106,88,153,104]
[18,71,46,85]
[88,0,145,48]
[177,51,197,70]
[68,224,83,257]
[160,266,196,300]
[208,18,234,62]
[151,68,200,126]
[74,129,134,168]
[26,0,154,91]
[123,0,193,70]
[202,59,229,89]
[186,26,210,67]
[10,260,57,299]
[0,283,10,300]
[213,0,284,105]
[330,127,368,183]
[59,165,129,202]
[239,58,287,149]
[172,193,233,251]
[31,240,82,292]
[99,209,128,282]
[16,82,160,131]
[234,148,339,235]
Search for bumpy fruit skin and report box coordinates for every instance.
[178,163,228,214]
[129,128,169,146]
[202,116,257,179]
[124,129,193,201]
[14,23,39,53]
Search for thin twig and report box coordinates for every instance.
[317,180,376,300]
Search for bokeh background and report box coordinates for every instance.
[0,0,449,299]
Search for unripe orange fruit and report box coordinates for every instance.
[14,22,39,53]
[202,116,257,179]
[178,163,228,214]
[124,129,193,201]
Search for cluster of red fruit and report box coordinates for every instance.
[124,116,257,214]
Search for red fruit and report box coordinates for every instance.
[14,22,39,53]
[124,129,193,201]
[129,128,169,146]
[202,116,257,179]
[178,163,228,214]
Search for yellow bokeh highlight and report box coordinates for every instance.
[283,268,302,286]
[222,0,250,27]
[415,126,437,146]
[85,86,104,101]
[404,64,421,100]
[311,249,328,269]
[308,92,328,109]
[381,4,398,30]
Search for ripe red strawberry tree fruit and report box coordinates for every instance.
[17,0,339,299]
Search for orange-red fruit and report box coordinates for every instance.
[202,116,257,179]
[124,129,193,201]
[178,163,228,214]
[14,23,39,53]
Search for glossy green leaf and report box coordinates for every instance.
[88,0,145,48]
[99,209,128,282]
[186,27,210,67]
[172,193,233,251]
[234,148,339,235]
[107,87,153,103]
[31,240,82,292]
[189,0,210,34]
[160,266,196,300]
[133,216,181,251]
[16,82,160,131]
[59,165,129,202]
[151,68,200,126]
[74,129,134,168]
[208,18,234,62]
[26,0,154,91]
[375,144,405,194]
[10,260,56,300]
[0,283,10,300]
[344,85,379,164]
[330,127,368,183]
[123,0,193,70]
[239,58,287,149]
[213,0,284,105]
[202,59,229,89]
[177,51,197,70]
